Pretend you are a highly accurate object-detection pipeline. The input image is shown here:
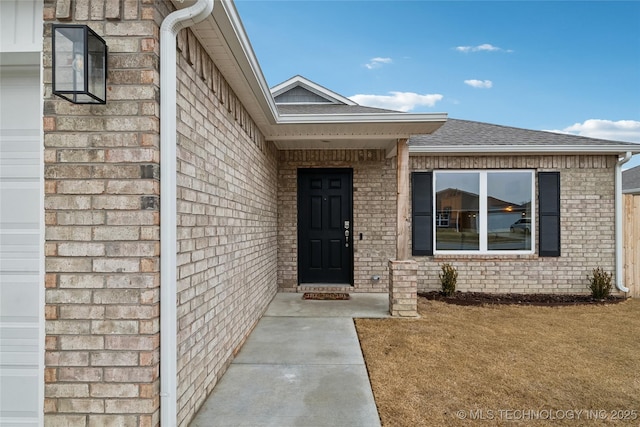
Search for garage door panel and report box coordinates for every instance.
[0,131,41,177]
[0,273,40,321]
[0,326,40,365]
[0,187,40,227]
[0,63,43,426]
[0,374,40,419]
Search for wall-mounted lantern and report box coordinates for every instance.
[52,25,107,104]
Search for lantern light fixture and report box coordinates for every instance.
[52,24,107,104]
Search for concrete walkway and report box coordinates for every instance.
[190,293,389,427]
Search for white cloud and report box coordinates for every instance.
[546,119,640,143]
[455,43,513,53]
[348,92,443,112]
[365,57,392,69]
[464,79,493,89]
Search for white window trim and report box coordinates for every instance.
[433,170,536,255]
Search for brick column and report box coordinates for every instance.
[389,260,418,317]
[389,139,418,317]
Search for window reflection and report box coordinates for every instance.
[487,172,532,250]
[435,173,479,250]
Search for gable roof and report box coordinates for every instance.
[265,74,445,150]
[271,75,357,106]
[409,119,640,155]
[276,104,399,115]
[177,2,636,156]
[271,78,640,156]
[272,75,403,116]
[623,165,640,194]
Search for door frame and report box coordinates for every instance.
[297,168,354,285]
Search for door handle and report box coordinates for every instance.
[345,229,350,247]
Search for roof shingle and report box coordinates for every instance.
[408,118,640,148]
[276,104,400,115]
[623,165,640,193]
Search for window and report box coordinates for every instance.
[414,170,535,254]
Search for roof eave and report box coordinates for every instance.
[276,112,448,124]
[184,0,280,127]
[181,2,448,143]
[265,113,447,144]
[409,145,640,155]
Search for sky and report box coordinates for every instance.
[234,0,640,169]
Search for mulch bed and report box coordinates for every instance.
[418,291,627,306]
[302,292,350,300]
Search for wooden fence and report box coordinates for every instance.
[624,194,639,297]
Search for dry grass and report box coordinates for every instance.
[356,298,640,426]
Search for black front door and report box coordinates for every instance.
[298,169,353,284]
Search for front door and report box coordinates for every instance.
[298,169,353,284]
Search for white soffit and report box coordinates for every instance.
[176,0,447,149]
[268,115,447,147]
[184,0,279,129]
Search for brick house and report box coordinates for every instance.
[1,0,638,426]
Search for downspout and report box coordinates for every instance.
[160,1,214,426]
[615,151,632,293]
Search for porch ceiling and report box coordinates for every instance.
[266,116,447,150]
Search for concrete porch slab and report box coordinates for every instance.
[264,292,389,318]
[189,292,385,427]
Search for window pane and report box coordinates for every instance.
[487,172,532,250]
[435,173,479,250]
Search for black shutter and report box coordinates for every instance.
[412,172,433,256]
[538,172,561,257]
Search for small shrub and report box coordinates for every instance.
[440,263,458,297]
[588,267,613,300]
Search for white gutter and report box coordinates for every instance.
[160,1,214,426]
[615,151,632,293]
[277,112,447,123]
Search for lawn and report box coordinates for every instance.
[355,298,640,426]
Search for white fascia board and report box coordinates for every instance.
[277,112,448,124]
[210,1,280,123]
[409,145,640,155]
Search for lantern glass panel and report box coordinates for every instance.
[53,26,85,93]
[87,33,106,102]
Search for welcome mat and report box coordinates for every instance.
[302,292,350,300]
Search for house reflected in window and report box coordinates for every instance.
[434,171,533,252]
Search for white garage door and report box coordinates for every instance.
[0,64,43,426]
